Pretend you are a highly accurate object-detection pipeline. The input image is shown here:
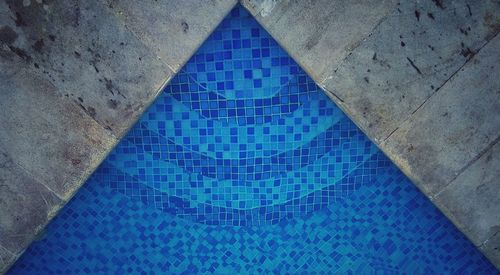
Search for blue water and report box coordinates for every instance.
[9,5,495,274]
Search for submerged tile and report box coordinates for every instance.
[7,4,497,273]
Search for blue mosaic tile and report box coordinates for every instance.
[9,4,496,274]
[9,156,495,274]
[184,6,297,100]
[124,117,370,181]
[165,70,316,125]
[141,91,340,159]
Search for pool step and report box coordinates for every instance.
[102,116,379,219]
[0,0,237,272]
[241,0,500,267]
[0,0,499,271]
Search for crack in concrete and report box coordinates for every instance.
[406,57,422,74]
[383,31,499,143]
[321,87,345,103]
[318,1,401,85]
[480,228,500,248]
[434,135,500,198]
[0,148,63,202]
[0,242,17,273]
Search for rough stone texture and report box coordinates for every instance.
[241,0,398,81]
[0,0,173,138]
[320,0,500,142]
[480,231,500,269]
[0,54,117,201]
[104,0,238,72]
[433,141,499,255]
[0,246,15,274]
[382,34,500,195]
[0,148,62,257]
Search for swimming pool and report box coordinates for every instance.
[9,5,496,274]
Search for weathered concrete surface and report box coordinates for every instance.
[382,34,500,196]
[104,0,238,72]
[320,0,500,142]
[434,141,500,267]
[481,230,500,269]
[0,48,116,271]
[241,0,398,81]
[0,246,14,274]
[242,0,500,267]
[0,0,237,272]
[1,0,173,138]
[0,148,62,261]
[0,53,117,201]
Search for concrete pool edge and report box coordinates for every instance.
[0,0,499,271]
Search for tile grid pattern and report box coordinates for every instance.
[9,156,495,273]
[9,5,496,273]
[94,6,379,226]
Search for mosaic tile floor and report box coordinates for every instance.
[9,5,496,274]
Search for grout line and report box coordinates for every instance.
[433,135,500,198]
[103,143,377,212]
[118,20,179,74]
[104,0,239,75]
[319,0,398,85]
[0,244,16,260]
[2,28,121,142]
[9,57,120,143]
[479,228,500,248]
[0,149,64,202]
[382,31,498,143]
[101,1,184,73]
